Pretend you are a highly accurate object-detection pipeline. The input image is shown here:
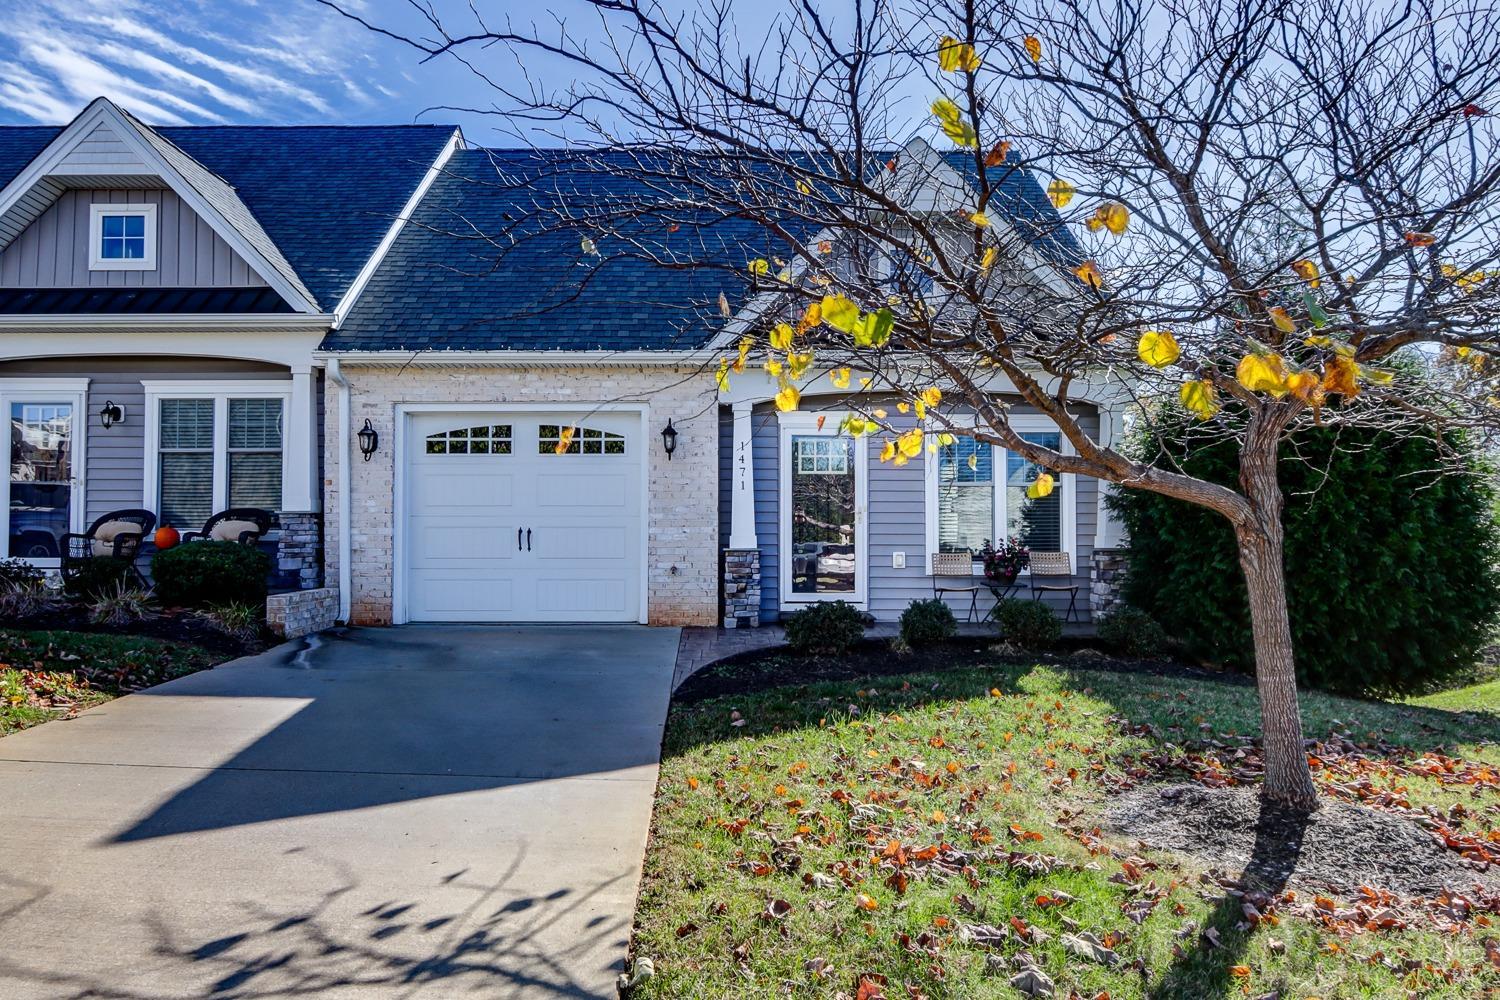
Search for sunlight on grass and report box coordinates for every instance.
[634,657,1500,999]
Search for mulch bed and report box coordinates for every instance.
[674,637,1243,705]
[1107,783,1500,899]
[6,605,267,658]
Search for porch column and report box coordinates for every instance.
[728,401,757,549]
[282,366,318,514]
[723,400,762,628]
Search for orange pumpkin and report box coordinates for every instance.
[154,525,181,550]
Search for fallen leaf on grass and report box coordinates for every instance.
[1010,965,1055,997]
[1062,931,1119,966]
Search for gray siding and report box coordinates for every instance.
[742,396,1100,623]
[0,359,292,525]
[0,189,269,288]
[56,122,147,171]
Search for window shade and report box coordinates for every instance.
[227,398,283,511]
[159,398,213,449]
[160,452,213,530]
[937,437,993,554]
[1006,431,1062,552]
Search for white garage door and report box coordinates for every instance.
[404,411,644,623]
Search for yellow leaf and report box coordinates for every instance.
[1236,353,1290,396]
[580,236,598,256]
[967,453,979,471]
[1026,472,1055,499]
[1179,380,1219,420]
[1322,356,1358,397]
[733,336,752,374]
[748,258,769,276]
[1359,365,1395,386]
[913,399,927,420]
[770,322,794,351]
[1086,201,1129,235]
[1285,370,1320,401]
[1073,259,1103,289]
[554,426,576,455]
[1268,306,1296,334]
[970,211,990,227]
[798,301,822,332]
[980,246,998,272]
[873,408,887,418]
[715,357,731,391]
[896,402,909,414]
[937,432,956,445]
[930,97,977,148]
[1046,178,1075,209]
[775,382,801,412]
[764,357,783,376]
[938,36,981,73]
[921,387,943,408]
[880,440,896,463]
[820,294,860,333]
[1291,259,1320,287]
[797,179,812,196]
[831,367,851,389]
[898,428,924,458]
[1303,334,1332,348]
[787,350,814,379]
[1023,35,1042,63]
[856,893,879,911]
[1136,329,1180,368]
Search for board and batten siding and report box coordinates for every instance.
[0,189,269,289]
[0,359,309,525]
[738,397,1099,623]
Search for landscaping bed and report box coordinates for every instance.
[631,644,1500,998]
[1,629,233,736]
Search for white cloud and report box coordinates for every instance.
[0,0,402,124]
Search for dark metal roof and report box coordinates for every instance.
[0,286,294,313]
[0,123,457,310]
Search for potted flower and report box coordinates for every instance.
[978,537,1030,585]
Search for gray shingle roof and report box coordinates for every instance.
[329,147,1081,352]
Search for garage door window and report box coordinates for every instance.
[426,424,512,455]
[539,424,626,455]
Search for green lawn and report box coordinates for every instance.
[0,629,219,736]
[1407,676,1500,715]
[633,652,1500,999]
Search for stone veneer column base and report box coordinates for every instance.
[277,511,325,590]
[1090,548,1129,618]
[722,548,762,629]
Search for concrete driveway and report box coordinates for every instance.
[0,625,679,1000]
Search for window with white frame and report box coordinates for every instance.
[149,387,286,531]
[928,426,1073,568]
[89,203,157,270]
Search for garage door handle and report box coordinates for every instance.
[517,527,523,551]
[526,528,532,551]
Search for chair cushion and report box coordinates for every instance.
[91,520,140,557]
[210,519,263,542]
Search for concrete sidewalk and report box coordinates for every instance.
[0,625,679,999]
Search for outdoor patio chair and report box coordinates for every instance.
[182,508,275,545]
[61,509,156,586]
[1028,551,1082,623]
[931,551,981,622]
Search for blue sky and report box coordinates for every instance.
[0,0,521,136]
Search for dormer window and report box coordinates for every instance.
[89,203,157,270]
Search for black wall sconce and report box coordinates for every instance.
[98,400,123,430]
[661,418,678,460]
[357,419,379,461]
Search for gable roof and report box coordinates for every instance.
[328,146,1081,353]
[0,106,457,311]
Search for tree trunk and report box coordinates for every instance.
[1237,436,1320,812]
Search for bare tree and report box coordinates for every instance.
[323,0,1500,809]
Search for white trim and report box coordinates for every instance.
[923,414,1077,575]
[0,327,328,369]
[0,98,319,313]
[326,359,352,624]
[0,378,90,567]
[777,410,869,609]
[88,202,157,271]
[0,314,333,332]
[317,349,715,369]
[141,379,294,526]
[727,400,757,549]
[332,129,463,328]
[391,402,651,626]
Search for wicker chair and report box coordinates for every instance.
[60,509,156,585]
[182,508,275,545]
[931,551,981,622]
[1028,551,1081,622]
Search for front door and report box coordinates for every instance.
[780,418,866,607]
[403,411,644,623]
[5,396,82,563]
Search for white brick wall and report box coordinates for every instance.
[324,364,720,626]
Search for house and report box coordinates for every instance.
[0,98,1129,636]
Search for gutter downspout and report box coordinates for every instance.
[326,359,353,624]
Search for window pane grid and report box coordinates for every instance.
[425,424,512,455]
[157,396,285,528]
[937,436,992,554]
[538,423,625,455]
[1006,431,1063,552]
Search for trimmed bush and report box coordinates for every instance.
[0,557,44,589]
[1096,605,1169,659]
[994,598,1061,650]
[900,598,958,647]
[784,600,866,655]
[1111,412,1500,696]
[152,542,270,608]
[63,556,131,600]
